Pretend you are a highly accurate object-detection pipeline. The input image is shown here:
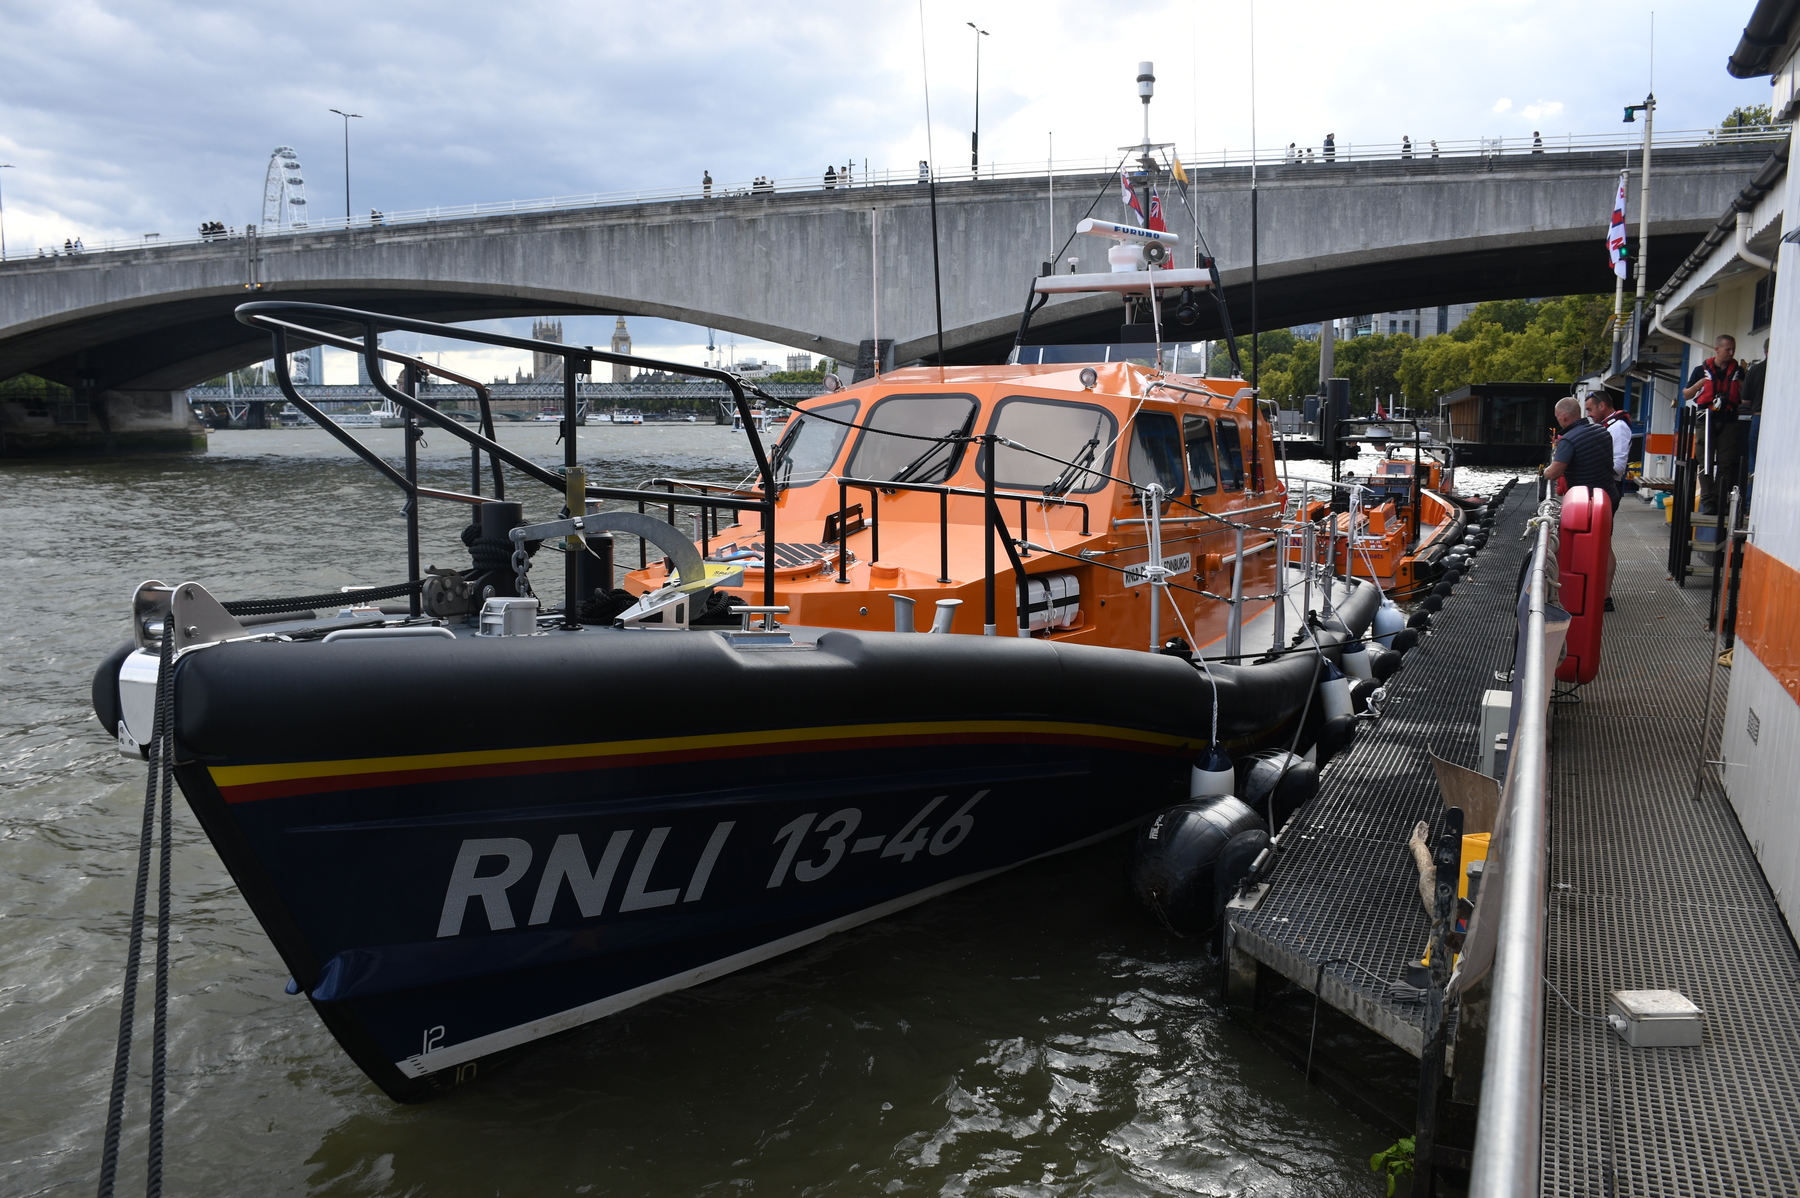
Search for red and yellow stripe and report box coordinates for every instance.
[207,720,1197,804]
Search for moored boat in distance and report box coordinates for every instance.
[1287,419,1472,595]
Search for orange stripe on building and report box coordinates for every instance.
[1736,543,1800,702]
[1644,433,1676,456]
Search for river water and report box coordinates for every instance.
[1,425,1423,1196]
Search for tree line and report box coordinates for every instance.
[1208,294,1617,412]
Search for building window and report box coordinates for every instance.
[1388,319,1397,335]
[1403,320,1411,335]
[1754,273,1776,332]
[1438,306,1449,335]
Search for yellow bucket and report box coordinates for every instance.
[1459,833,1491,900]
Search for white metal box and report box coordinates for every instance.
[1478,689,1511,779]
[478,596,539,637]
[1607,989,1704,1047]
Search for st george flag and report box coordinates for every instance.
[1120,171,1147,224]
[1607,171,1629,279]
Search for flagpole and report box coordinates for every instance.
[1611,170,1627,373]
[1630,93,1654,366]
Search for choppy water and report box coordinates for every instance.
[1,425,1427,1196]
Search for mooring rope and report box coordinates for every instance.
[96,624,176,1198]
[221,577,425,617]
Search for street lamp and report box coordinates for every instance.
[1618,93,1654,368]
[967,22,989,178]
[330,108,363,223]
[0,165,13,260]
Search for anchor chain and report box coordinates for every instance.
[512,542,534,598]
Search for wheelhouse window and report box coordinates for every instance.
[1216,417,1245,490]
[1128,411,1185,496]
[981,396,1119,494]
[844,393,977,484]
[771,399,859,487]
[1184,414,1219,495]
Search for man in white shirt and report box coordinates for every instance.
[1584,391,1631,490]
[1584,390,1631,609]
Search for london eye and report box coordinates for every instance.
[262,146,309,229]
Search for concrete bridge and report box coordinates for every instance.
[0,141,1772,398]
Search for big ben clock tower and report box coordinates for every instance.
[610,317,632,384]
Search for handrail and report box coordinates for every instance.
[243,300,780,610]
[10,127,1782,263]
[831,474,1093,536]
[1468,515,1554,1198]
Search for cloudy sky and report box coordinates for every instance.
[0,1,1768,378]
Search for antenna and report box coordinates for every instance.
[918,0,947,366]
[1248,6,1264,492]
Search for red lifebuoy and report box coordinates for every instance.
[1556,485,1612,684]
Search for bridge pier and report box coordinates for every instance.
[853,339,895,382]
[0,389,207,458]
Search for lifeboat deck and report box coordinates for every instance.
[1225,489,1800,1195]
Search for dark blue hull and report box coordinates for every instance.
[182,741,1178,1099]
[162,627,1321,1099]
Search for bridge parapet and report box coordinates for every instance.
[2,128,1782,262]
[0,139,1774,391]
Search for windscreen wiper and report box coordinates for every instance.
[888,410,977,484]
[1045,417,1104,498]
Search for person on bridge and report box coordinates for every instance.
[1324,133,1336,162]
[824,165,837,190]
[1684,334,1748,514]
[702,170,712,198]
[1402,136,1412,159]
[1430,139,1440,158]
[1533,131,1544,153]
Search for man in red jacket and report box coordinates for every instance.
[1684,334,1748,513]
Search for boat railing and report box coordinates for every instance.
[1464,511,1556,1197]
[237,301,781,617]
[642,477,772,563]
[830,472,1094,604]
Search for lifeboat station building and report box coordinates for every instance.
[1629,12,1800,928]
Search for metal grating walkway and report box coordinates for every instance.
[1541,500,1800,1198]
[1228,484,1534,1056]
